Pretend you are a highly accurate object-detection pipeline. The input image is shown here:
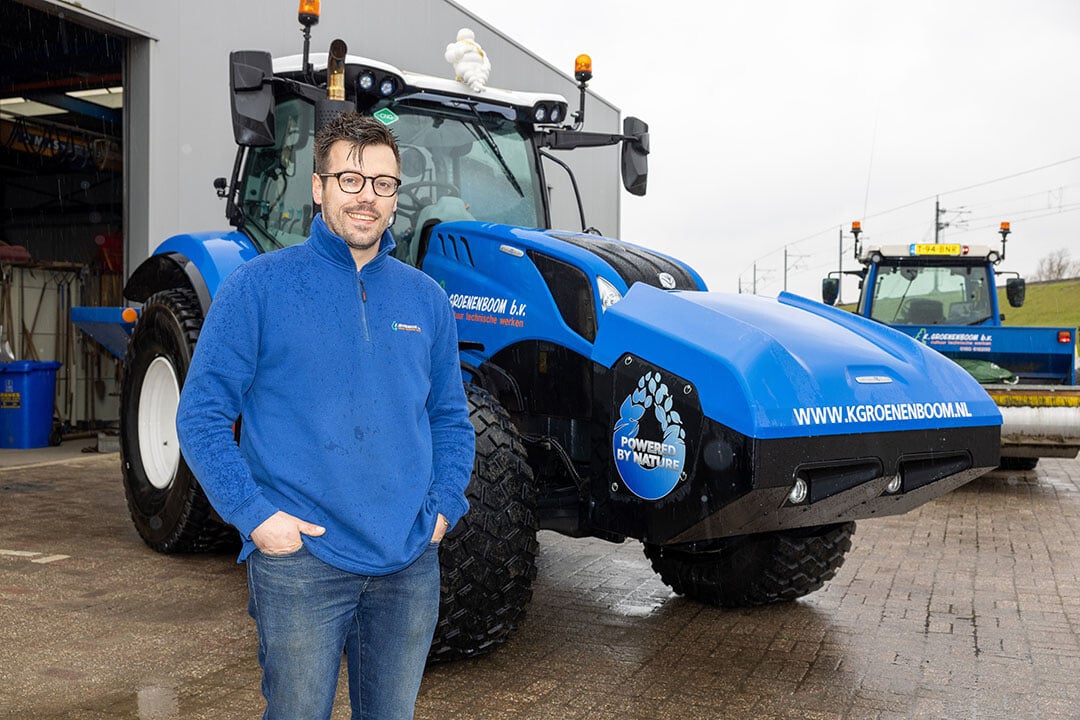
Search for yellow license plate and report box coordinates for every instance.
[910,243,961,256]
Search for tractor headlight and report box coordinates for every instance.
[379,78,397,97]
[358,72,376,92]
[788,477,809,504]
[597,276,622,311]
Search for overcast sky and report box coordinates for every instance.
[455,0,1080,301]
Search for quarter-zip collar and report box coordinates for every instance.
[307,212,396,273]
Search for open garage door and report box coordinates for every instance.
[1,0,127,441]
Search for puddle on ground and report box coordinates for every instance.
[137,685,178,719]
[0,481,54,493]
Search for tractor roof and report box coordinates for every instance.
[273,53,569,114]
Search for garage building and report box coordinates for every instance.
[0,0,623,434]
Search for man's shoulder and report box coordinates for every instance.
[226,245,309,282]
[386,257,447,296]
[251,244,309,268]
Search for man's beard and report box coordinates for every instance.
[326,202,383,251]
[343,234,378,251]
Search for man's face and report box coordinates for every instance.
[312,140,399,260]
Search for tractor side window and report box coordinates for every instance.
[239,98,315,251]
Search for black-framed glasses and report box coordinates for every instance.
[318,172,401,197]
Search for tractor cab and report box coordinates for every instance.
[224,44,649,268]
[822,221,1026,326]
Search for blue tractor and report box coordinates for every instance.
[822,221,1080,471]
[74,9,1002,661]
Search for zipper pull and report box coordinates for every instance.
[360,278,367,303]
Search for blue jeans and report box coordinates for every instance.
[246,542,441,720]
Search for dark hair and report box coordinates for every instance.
[313,112,400,174]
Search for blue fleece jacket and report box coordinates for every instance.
[176,214,474,575]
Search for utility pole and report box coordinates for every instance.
[935,196,947,243]
[935,198,970,241]
[837,227,844,305]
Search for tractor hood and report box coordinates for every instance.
[591,284,1002,440]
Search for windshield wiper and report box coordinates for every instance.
[457,101,525,198]
[888,280,914,324]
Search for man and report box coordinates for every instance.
[176,112,475,719]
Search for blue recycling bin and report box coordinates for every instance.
[0,361,62,449]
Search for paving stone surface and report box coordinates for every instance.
[1,454,1078,719]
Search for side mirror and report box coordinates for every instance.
[620,116,649,196]
[821,277,839,306]
[230,51,275,147]
[1006,277,1026,308]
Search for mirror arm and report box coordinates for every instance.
[541,129,636,150]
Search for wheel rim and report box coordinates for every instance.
[139,356,181,490]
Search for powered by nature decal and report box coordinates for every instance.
[612,370,687,501]
[448,292,527,329]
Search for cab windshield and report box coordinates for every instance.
[236,95,546,265]
[869,263,993,325]
[377,98,545,265]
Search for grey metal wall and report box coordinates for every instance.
[40,0,623,274]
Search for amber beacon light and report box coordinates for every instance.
[298,0,320,26]
[574,54,593,83]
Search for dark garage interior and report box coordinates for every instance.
[1,0,127,437]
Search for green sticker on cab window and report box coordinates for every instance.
[373,108,399,126]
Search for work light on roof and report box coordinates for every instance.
[379,78,397,97]
[526,101,568,126]
[358,72,376,93]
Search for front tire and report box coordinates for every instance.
[429,384,538,662]
[643,522,855,607]
[120,288,236,554]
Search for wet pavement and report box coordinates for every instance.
[2,450,1079,719]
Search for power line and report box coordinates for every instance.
[741,155,1080,282]
[864,154,1080,221]
[947,184,1080,214]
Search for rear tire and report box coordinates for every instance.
[120,288,236,554]
[429,384,538,662]
[643,522,855,607]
